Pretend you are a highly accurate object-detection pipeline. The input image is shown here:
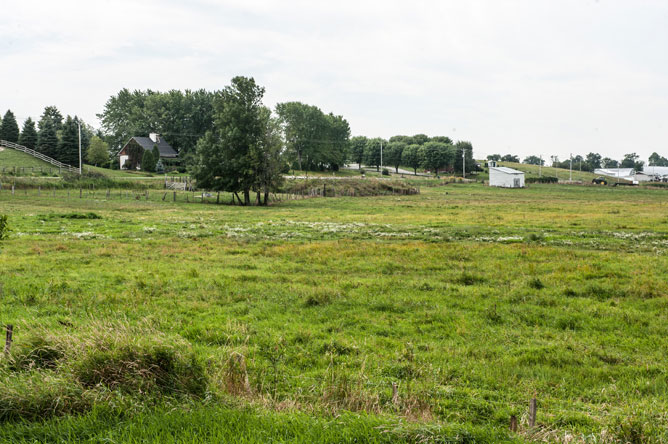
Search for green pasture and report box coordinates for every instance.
[0,183,667,443]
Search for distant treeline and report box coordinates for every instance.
[487,152,661,172]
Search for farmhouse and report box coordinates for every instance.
[489,166,524,188]
[118,133,178,169]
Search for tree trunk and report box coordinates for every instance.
[297,152,302,171]
[244,189,250,206]
[264,191,268,205]
[395,166,399,173]
[256,191,261,206]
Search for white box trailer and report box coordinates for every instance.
[489,166,525,188]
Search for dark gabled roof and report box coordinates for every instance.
[131,137,178,157]
[118,136,178,158]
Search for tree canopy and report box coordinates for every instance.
[275,101,350,171]
[98,88,216,157]
[86,136,110,166]
[193,76,283,205]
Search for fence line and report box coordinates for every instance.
[0,140,78,173]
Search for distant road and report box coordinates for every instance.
[343,164,431,177]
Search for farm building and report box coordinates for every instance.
[489,166,525,188]
[593,168,650,183]
[118,133,178,169]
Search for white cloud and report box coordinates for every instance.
[1,0,667,161]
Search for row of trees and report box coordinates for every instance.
[0,106,102,167]
[350,135,474,176]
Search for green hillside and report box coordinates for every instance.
[498,161,600,182]
[0,147,55,170]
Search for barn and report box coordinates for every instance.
[489,166,525,188]
[118,133,178,170]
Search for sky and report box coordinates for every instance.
[1,0,667,161]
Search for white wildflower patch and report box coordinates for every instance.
[63,231,107,240]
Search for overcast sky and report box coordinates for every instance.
[1,0,667,161]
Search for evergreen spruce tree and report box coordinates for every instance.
[0,110,20,142]
[40,106,63,131]
[18,118,38,149]
[57,116,80,165]
[37,118,59,158]
[141,149,155,172]
[152,144,160,166]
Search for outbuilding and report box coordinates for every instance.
[118,133,178,170]
[489,166,525,188]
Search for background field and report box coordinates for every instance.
[0,183,667,443]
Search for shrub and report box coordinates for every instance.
[0,214,9,240]
[382,168,390,176]
[526,176,558,184]
[73,342,206,397]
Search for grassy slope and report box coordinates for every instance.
[495,161,600,182]
[0,184,667,442]
[0,147,55,169]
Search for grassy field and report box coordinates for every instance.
[0,183,667,443]
[0,147,56,171]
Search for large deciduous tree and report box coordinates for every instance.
[523,155,544,166]
[275,101,349,171]
[86,136,110,166]
[363,138,385,171]
[402,144,422,175]
[649,152,668,166]
[384,141,406,173]
[585,152,602,170]
[420,142,451,176]
[349,136,367,169]
[193,76,280,206]
[18,118,37,149]
[0,110,20,142]
[621,153,644,171]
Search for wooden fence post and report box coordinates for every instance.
[391,382,399,406]
[173,191,176,202]
[529,397,537,428]
[510,415,518,432]
[4,324,12,356]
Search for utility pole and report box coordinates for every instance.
[78,121,82,175]
[462,148,466,178]
[569,153,573,181]
[539,155,542,177]
[380,140,383,172]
